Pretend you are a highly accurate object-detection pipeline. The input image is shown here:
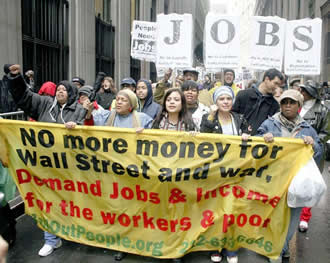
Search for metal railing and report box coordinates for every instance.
[0,111,27,217]
[0,111,27,120]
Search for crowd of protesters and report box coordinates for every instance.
[0,62,329,263]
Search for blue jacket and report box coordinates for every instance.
[93,109,152,129]
[137,79,161,119]
[257,115,323,165]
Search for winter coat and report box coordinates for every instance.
[0,75,17,113]
[137,79,161,119]
[93,72,116,110]
[8,74,86,124]
[191,103,209,130]
[152,114,196,131]
[96,92,116,110]
[200,111,249,135]
[302,100,329,142]
[257,115,323,165]
[232,83,279,135]
[93,109,153,128]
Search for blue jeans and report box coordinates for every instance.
[44,231,61,247]
[223,249,237,257]
[281,207,302,255]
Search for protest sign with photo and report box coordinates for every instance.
[131,21,157,62]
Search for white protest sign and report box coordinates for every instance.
[249,16,286,71]
[204,14,240,69]
[284,18,322,75]
[131,21,157,62]
[234,69,244,90]
[156,13,193,68]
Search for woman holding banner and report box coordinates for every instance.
[152,88,196,132]
[151,87,195,263]
[92,89,152,130]
[92,89,152,261]
[200,86,250,263]
[257,89,322,263]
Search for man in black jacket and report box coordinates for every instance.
[232,68,283,135]
[0,64,17,113]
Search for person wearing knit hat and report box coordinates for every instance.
[201,86,250,263]
[77,85,105,125]
[92,89,152,130]
[212,85,235,104]
[38,81,56,97]
[257,89,322,263]
[209,68,240,105]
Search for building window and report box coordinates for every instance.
[164,0,169,14]
[135,0,140,20]
[308,0,315,18]
[297,0,301,19]
[151,0,156,22]
[103,0,111,23]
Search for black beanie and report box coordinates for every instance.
[4,64,13,74]
[224,68,235,79]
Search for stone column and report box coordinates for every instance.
[0,0,22,66]
[113,0,131,85]
[68,0,96,85]
[140,0,152,80]
[321,1,330,81]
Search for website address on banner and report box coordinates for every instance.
[179,234,273,254]
[31,214,164,256]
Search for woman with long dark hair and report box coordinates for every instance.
[152,88,195,263]
[152,88,196,131]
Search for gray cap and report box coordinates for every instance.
[299,80,319,99]
[78,85,93,96]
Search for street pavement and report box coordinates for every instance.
[7,165,330,263]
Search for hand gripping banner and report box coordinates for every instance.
[0,120,313,259]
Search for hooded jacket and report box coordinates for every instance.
[137,79,161,119]
[8,74,86,124]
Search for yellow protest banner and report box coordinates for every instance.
[0,120,313,259]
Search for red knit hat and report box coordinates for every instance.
[38,81,56,97]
